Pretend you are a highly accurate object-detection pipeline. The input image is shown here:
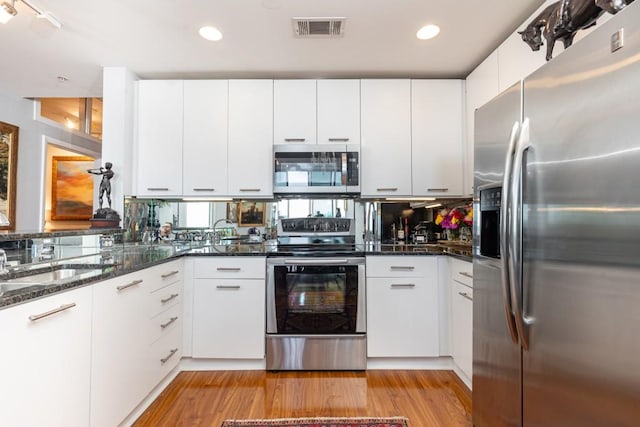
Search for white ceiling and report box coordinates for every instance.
[0,0,544,98]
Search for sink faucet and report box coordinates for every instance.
[212,218,233,243]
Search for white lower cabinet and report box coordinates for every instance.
[450,258,473,381]
[90,270,150,427]
[366,256,439,357]
[0,286,92,427]
[192,257,266,358]
[90,260,184,427]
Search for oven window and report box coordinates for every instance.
[273,265,360,334]
[287,273,346,313]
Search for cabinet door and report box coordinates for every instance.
[183,80,228,196]
[228,79,274,197]
[317,79,360,144]
[136,80,183,196]
[367,258,439,357]
[451,280,473,380]
[91,272,149,427]
[274,80,316,144]
[0,286,92,427]
[412,80,464,196]
[361,79,412,197]
[192,278,265,358]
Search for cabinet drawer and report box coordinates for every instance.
[193,257,266,279]
[146,261,183,292]
[149,281,182,318]
[149,304,182,344]
[366,256,430,278]
[450,258,473,288]
[148,325,182,385]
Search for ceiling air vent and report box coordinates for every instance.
[292,17,346,38]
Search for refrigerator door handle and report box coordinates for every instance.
[509,117,531,351]
[500,121,521,344]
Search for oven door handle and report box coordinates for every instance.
[283,259,351,265]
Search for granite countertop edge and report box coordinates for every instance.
[0,244,472,310]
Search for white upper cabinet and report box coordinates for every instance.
[411,80,464,196]
[183,80,229,197]
[317,79,360,144]
[136,80,184,197]
[360,79,412,197]
[274,80,316,144]
[228,79,274,198]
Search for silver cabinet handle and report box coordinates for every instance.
[284,138,306,142]
[391,284,416,288]
[161,270,180,278]
[161,293,179,304]
[453,279,471,287]
[160,316,179,329]
[459,272,473,279]
[239,188,261,192]
[427,188,449,192]
[390,266,415,271]
[193,188,215,191]
[216,267,241,271]
[328,138,349,142]
[216,285,241,290]
[146,187,169,191]
[377,187,398,192]
[160,348,179,364]
[458,291,473,301]
[500,121,521,345]
[117,279,143,291]
[29,303,76,322]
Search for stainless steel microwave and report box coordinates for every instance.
[273,144,360,195]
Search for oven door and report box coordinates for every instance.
[267,257,366,334]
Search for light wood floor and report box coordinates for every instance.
[134,370,472,427]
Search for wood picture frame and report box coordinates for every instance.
[51,156,95,220]
[238,202,265,226]
[0,121,18,231]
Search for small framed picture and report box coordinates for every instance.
[238,202,265,226]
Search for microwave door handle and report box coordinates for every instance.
[500,121,521,344]
[509,118,531,351]
[341,152,348,185]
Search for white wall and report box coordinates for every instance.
[102,67,138,218]
[0,90,101,231]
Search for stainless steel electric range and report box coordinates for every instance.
[266,217,366,370]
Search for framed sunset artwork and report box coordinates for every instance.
[51,156,95,220]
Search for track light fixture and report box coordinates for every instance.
[0,0,61,28]
[0,1,17,24]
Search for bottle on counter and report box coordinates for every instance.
[397,217,405,242]
[404,217,409,243]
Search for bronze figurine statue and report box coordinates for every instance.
[87,161,120,228]
[87,162,114,209]
[519,0,604,61]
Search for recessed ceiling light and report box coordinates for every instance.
[416,24,440,40]
[199,26,223,42]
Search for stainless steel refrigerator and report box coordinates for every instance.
[473,3,640,426]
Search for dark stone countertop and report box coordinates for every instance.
[0,241,471,310]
